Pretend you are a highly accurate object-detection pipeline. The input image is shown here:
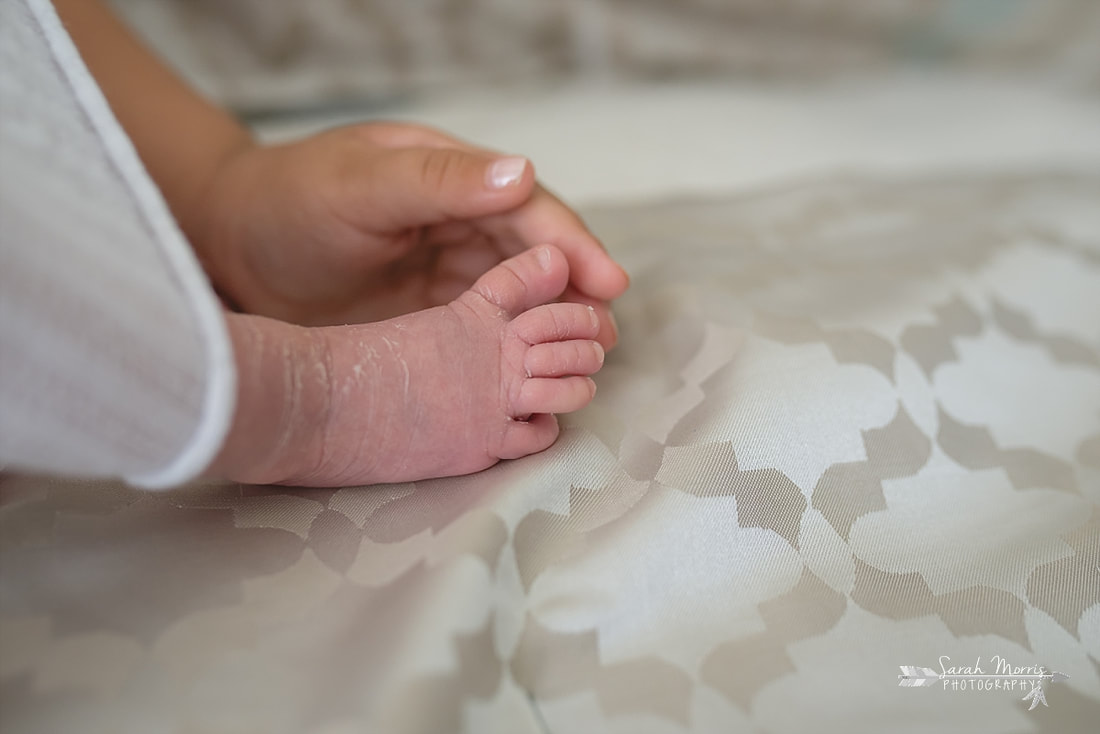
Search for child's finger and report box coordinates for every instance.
[348,146,537,229]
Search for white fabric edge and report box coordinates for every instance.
[26,0,236,489]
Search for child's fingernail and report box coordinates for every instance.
[536,245,553,271]
[487,156,527,189]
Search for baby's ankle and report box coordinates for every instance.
[208,312,332,485]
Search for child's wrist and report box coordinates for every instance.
[179,134,259,300]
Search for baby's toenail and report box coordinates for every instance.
[587,305,599,329]
[536,246,552,272]
[593,341,605,364]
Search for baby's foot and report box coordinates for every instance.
[214,245,604,486]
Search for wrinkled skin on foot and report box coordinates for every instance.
[211,245,604,486]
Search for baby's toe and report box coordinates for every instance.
[469,244,569,317]
[525,340,604,378]
[511,302,600,344]
[497,413,560,460]
[514,376,596,416]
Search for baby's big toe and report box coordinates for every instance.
[469,244,570,317]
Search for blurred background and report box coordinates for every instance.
[106,0,1100,206]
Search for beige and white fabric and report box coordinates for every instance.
[2,171,1098,732]
[2,0,1099,732]
[0,0,235,488]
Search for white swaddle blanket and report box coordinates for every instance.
[0,0,234,488]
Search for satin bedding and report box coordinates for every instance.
[3,171,1098,733]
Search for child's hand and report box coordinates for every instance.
[190,122,629,348]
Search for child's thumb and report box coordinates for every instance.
[360,147,536,227]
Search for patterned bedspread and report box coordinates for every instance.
[2,171,1098,733]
